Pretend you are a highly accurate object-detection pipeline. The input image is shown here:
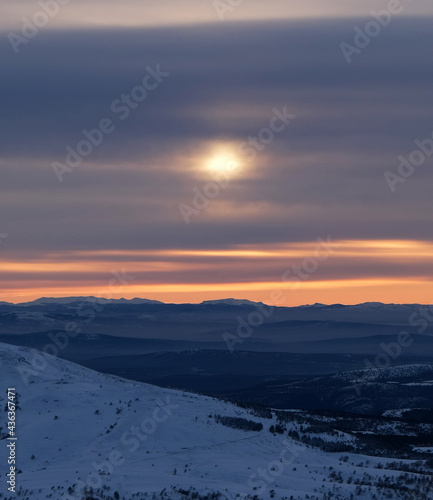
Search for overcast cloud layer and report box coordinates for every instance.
[1,14,432,303]
[2,0,431,29]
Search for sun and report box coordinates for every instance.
[196,143,243,177]
[207,154,239,173]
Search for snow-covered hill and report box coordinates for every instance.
[333,364,433,383]
[0,343,431,499]
[16,297,163,307]
[200,299,265,307]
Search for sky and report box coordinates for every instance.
[0,1,432,305]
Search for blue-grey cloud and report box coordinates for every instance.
[0,19,432,255]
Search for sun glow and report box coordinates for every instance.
[206,154,240,173]
[202,143,242,175]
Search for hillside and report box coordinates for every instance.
[0,343,432,499]
[222,364,433,414]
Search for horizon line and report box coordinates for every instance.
[2,295,429,308]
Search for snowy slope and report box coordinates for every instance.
[0,343,431,500]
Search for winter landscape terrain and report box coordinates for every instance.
[2,0,431,497]
[1,299,433,499]
[1,341,433,500]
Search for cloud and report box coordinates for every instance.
[2,0,431,30]
[0,19,432,304]
[1,20,432,158]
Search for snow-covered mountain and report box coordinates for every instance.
[1,342,431,499]
[16,296,164,307]
[8,297,423,310]
[200,299,265,307]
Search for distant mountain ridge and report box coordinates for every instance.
[1,298,432,348]
[200,298,265,307]
[5,296,426,309]
[15,296,164,306]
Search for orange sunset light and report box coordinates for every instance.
[1,239,432,305]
